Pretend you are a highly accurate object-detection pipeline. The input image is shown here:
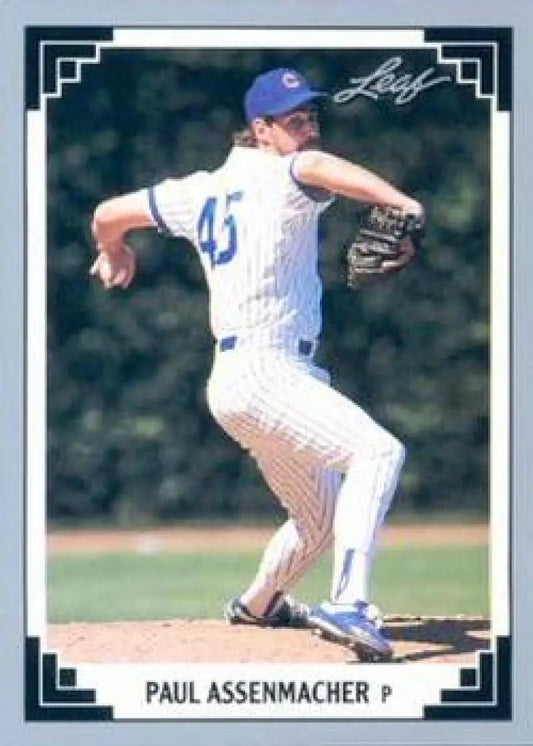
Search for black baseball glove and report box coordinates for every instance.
[346,204,425,288]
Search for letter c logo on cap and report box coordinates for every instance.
[282,72,301,89]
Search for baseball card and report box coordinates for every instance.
[2,1,532,745]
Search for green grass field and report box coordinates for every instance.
[47,544,489,623]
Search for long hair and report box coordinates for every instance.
[232,126,258,148]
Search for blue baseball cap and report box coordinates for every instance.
[244,67,328,123]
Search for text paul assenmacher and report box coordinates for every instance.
[146,679,394,705]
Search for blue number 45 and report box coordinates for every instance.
[197,191,243,267]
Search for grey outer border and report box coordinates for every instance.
[1,0,531,744]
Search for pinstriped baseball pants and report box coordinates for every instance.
[206,345,405,616]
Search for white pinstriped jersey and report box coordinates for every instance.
[138,146,404,617]
[143,146,333,344]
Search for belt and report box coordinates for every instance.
[218,335,314,356]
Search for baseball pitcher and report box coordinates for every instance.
[90,67,424,661]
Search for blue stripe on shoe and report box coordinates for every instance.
[308,603,392,658]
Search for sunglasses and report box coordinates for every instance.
[266,107,320,133]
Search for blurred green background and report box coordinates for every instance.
[46,47,489,526]
[48,544,489,623]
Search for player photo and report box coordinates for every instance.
[23,26,510,723]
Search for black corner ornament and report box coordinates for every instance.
[25,637,113,721]
[25,26,512,113]
[424,636,512,720]
[424,27,512,111]
[25,26,114,110]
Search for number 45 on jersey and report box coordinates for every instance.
[197,191,243,267]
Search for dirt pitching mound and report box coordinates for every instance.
[48,614,490,666]
[47,523,488,555]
